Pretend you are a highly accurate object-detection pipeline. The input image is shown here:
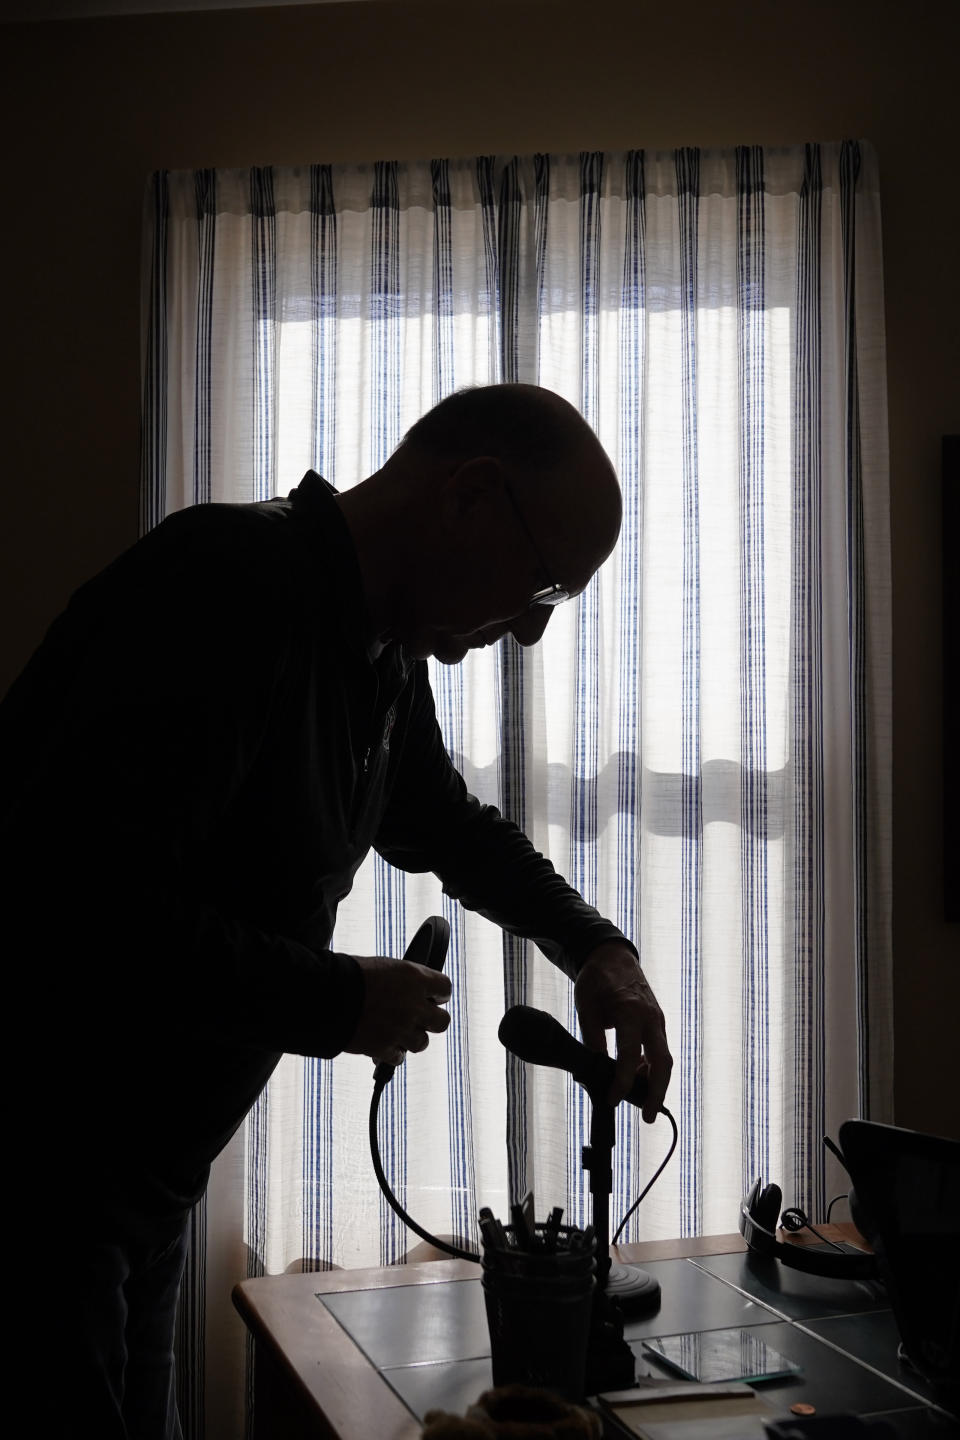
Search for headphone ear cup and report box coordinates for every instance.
[755,1182,783,1234]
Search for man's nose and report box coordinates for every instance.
[509,607,552,647]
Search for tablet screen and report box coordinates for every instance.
[642,1328,803,1384]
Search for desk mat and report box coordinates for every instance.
[317,1257,954,1431]
[691,1248,889,1321]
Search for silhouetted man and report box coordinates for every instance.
[3,383,671,1438]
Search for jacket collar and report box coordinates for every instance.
[288,471,414,683]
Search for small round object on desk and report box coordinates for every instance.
[790,1402,817,1416]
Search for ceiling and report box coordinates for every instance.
[5,0,389,20]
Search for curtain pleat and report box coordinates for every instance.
[174,1198,206,1440]
[139,144,892,1439]
[737,144,770,1199]
[140,168,169,533]
[612,149,646,1235]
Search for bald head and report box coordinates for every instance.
[402,383,622,587]
[403,383,604,474]
[338,384,622,663]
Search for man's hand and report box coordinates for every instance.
[574,942,672,1122]
[344,956,452,1066]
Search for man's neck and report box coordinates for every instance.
[335,469,412,652]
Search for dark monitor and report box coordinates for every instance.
[839,1118,959,1406]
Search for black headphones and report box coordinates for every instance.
[739,1142,880,1282]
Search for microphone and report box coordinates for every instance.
[373,917,451,1087]
[498,1004,648,1109]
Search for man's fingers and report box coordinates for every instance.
[575,1000,609,1056]
[639,1037,673,1123]
[422,1002,452,1035]
[411,961,452,1001]
[610,1042,645,1105]
[347,954,455,1062]
[608,999,672,1117]
[573,942,674,1123]
[391,1000,450,1058]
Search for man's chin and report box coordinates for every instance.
[402,624,491,664]
[432,641,470,665]
[399,630,469,665]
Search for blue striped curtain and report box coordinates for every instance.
[141,144,892,1440]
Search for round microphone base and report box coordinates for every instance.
[605,1261,661,1312]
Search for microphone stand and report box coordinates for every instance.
[583,1096,616,1289]
[583,1092,661,1308]
[495,1004,667,1391]
[580,1093,660,1395]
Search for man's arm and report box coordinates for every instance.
[375,664,672,1118]
[2,508,440,1066]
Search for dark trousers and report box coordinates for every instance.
[29,1212,190,1439]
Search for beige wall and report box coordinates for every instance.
[2,0,957,1135]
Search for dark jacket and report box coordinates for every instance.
[3,473,628,1215]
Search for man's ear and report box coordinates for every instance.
[440,456,504,531]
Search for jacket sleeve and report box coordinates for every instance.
[2,508,363,1060]
[374,663,634,981]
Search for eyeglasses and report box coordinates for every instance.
[502,480,571,610]
[528,582,569,608]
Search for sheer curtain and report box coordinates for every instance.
[141,143,891,1439]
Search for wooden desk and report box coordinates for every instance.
[233,1229,872,1440]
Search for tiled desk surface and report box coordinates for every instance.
[319,1249,958,1435]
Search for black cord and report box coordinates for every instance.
[826,1192,848,1223]
[781,1202,848,1251]
[801,1221,847,1252]
[371,1070,678,1261]
[369,1074,480,1263]
[823,1134,846,1167]
[611,1106,679,1246]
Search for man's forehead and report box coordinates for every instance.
[538,492,620,576]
